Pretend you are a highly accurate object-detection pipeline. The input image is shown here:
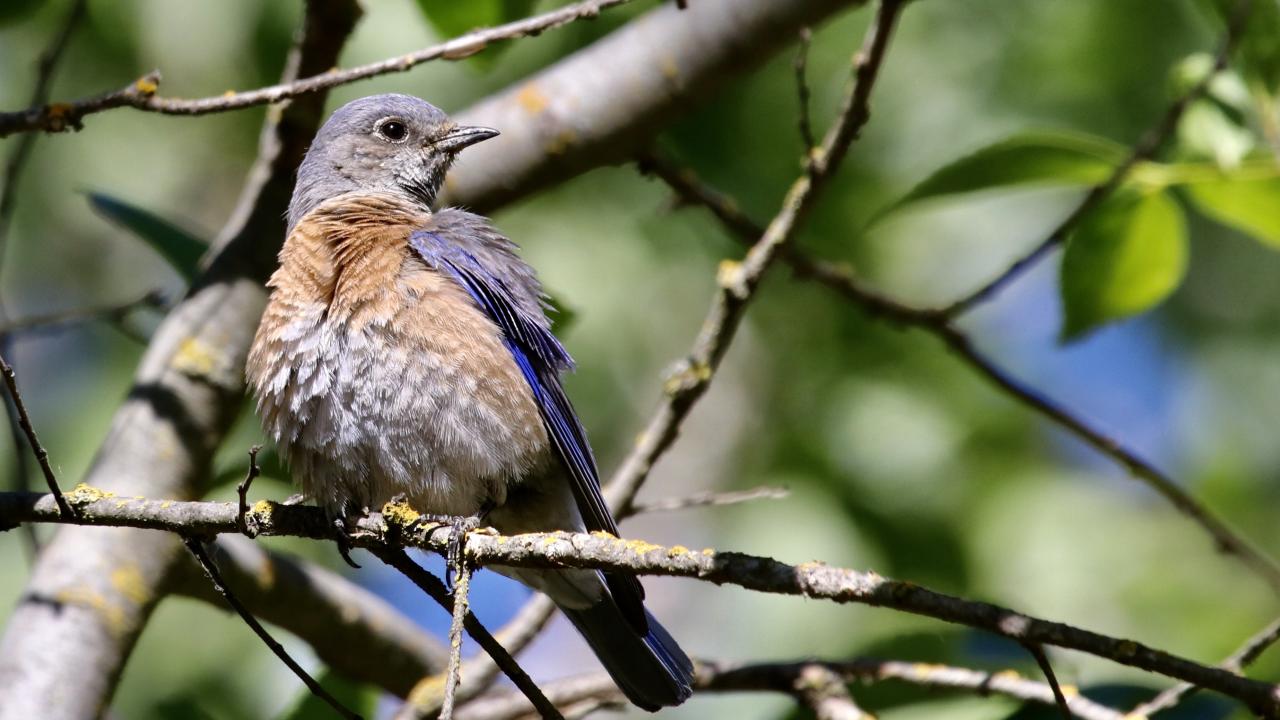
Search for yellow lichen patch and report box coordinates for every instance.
[517,84,549,115]
[545,129,576,156]
[134,77,158,94]
[223,90,236,98]
[172,338,220,378]
[701,548,715,556]
[55,587,128,637]
[910,662,945,675]
[667,545,690,556]
[991,669,1021,680]
[589,530,617,540]
[160,501,172,509]
[110,565,151,606]
[381,498,421,527]
[659,55,681,82]
[249,499,275,523]
[68,483,116,504]
[1121,714,1149,720]
[1060,684,1079,698]
[624,538,663,554]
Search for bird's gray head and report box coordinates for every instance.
[288,93,497,228]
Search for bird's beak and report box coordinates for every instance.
[434,125,500,153]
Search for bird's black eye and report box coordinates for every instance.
[377,119,408,142]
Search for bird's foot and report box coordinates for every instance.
[331,512,366,569]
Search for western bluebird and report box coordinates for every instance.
[245,94,693,710]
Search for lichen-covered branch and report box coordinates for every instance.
[4,488,1278,716]
[0,0,640,137]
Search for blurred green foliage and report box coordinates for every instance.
[3,1,1280,719]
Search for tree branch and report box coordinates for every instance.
[5,490,1278,716]
[636,150,1280,596]
[0,291,166,336]
[0,353,71,517]
[167,534,449,698]
[606,0,904,514]
[181,536,361,720]
[0,0,642,138]
[1129,617,1280,718]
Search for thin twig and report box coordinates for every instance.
[236,445,262,537]
[0,0,640,137]
[936,0,1255,317]
[181,536,362,720]
[0,354,71,518]
[1024,642,1072,720]
[606,0,906,515]
[441,563,473,720]
[7,491,1279,716]
[629,485,790,514]
[1130,618,1280,718]
[371,547,565,720]
[0,291,165,336]
[794,27,817,155]
[0,0,89,557]
[637,151,1280,597]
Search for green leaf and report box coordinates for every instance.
[273,670,379,720]
[1060,190,1188,342]
[414,0,535,67]
[880,131,1127,219]
[1185,173,1280,247]
[88,193,208,282]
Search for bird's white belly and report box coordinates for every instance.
[254,304,548,517]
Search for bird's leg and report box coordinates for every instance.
[331,511,365,569]
[444,501,494,589]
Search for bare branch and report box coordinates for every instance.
[399,595,559,719]
[1130,618,1280,718]
[0,291,165,337]
[6,490,1279,715]
[182,536,362,719]
[372,548,565,720]
[628,485,790,514]
[1024,643,1072,720]
[168,534,449,698]
[0,353,71,518]
[0,0,89,558]
[607,0,906,514]
[0,0,642,138]
[936,0,1255,317]
[637,151,1280,596]
[440,565,473,720]
[794,27,817,155]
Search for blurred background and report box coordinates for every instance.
[2,1,1279,718]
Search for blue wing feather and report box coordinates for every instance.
[410,229,647,626]
[408,230,620,538]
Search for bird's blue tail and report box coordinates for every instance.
[561,597,693,711]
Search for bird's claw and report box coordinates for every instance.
[332,514,363,569]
